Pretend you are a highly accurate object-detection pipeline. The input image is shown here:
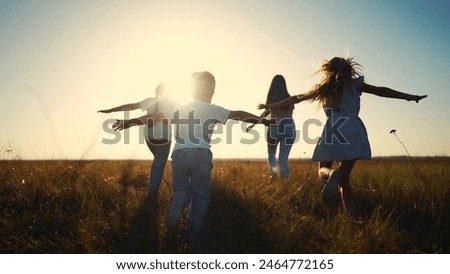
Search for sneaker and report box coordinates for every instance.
[165,191,185,229]
[321,170,342,207]
[267,175,277,183]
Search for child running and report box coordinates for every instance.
[113,71,271,250]
[99,83,177,202]
[258,57,427,220]
[259,75,296,182]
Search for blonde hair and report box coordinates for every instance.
[305,57,362,109]
[190,71,215,100]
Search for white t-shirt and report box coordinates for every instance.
[139,96,175,141]
[164,100,230,151]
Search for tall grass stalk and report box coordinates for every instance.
[390,130,432,194]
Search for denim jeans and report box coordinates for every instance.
[267,118,296,179]
[146,139,171,198]
[171,148,213,243]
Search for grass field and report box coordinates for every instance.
[0,158,449,253]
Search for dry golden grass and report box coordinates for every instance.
[0,158,449,253]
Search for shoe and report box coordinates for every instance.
[165,191,185,229]
[321,170,342,207]
[267,175,277,183]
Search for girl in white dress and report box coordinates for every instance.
[259,57,427,219]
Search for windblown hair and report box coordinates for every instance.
[266,75,292,111]
[305,57,362,109]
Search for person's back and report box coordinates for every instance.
[264,75,296,181]
[269,105,293,119]
[168,99,229,150]
[322,76,364,117]
[163,71,268,250]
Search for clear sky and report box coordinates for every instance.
[0,0,449,160]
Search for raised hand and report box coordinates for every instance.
[112,120,125,131]
[245,118,272,132]
[409,95,427,103]
[98,109,112,113]
[257,103,267,110]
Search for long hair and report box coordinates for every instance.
[266,75,292,111]
[305,57,362,109]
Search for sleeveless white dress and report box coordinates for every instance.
[312,76,371,161]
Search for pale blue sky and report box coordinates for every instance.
[0,0,449,159]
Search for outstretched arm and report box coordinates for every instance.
[98,103,141,113]
[112,113,164,131]
[259,109,271,118]
[361,83,427,103]
[228,111,272,126]
[257,93,313,110]
[245,109,270,132]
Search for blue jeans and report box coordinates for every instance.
[267,118,296,179]
[146,139,171,198]
[171,148,213,243]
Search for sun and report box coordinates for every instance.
[140,32,223,106]
[162,78,192,106]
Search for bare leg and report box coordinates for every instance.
[318,161,333,180]
[338,160,356,210]
[319,161,343,207]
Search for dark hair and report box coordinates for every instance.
[266,75,292,111]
